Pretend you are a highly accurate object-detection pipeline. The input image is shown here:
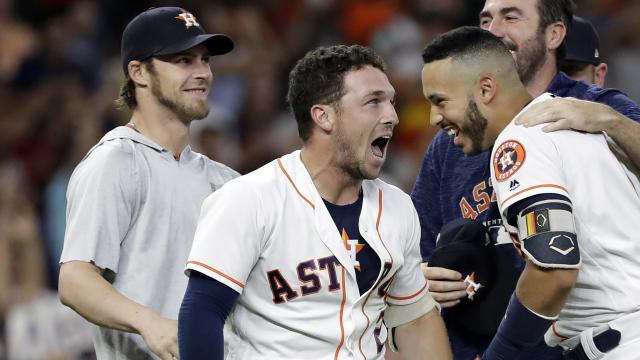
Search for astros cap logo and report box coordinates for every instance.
[175,11,200,28]
[493,140,526,182]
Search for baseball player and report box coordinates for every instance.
[421,26,640,360]
[58,7,238,360]
[560,16,608,87]
[179,45,452,360]
[414,1,640,358]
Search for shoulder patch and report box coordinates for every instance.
[493,140,526,182]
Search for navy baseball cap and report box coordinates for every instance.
[121,7,234,74]
[564,16,601,65]
[428,219,519,336]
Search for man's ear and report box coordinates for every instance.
[310,104,334,133]
[546,21,567,51]
[128,60,149,87]
[594,62,608,87]
[477,75,497,105]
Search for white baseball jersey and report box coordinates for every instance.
[61,126,238,359]
[186,150,433,360]
[490,94,640,349]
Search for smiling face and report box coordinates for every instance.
[479,0,547,85]
[147,44,213,123]
[329,65,398,180]
[421,59,491,155]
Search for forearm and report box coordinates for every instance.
[482,261,577,359]
[394,308,452,360]
[58,260,159,334]
[516,260,577,316]
[602,112,640,169]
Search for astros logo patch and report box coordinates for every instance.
[493,140,526,182]
[175,11,200,28]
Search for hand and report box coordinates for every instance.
[422,263,468,308]
[515,97,614,133]
[138,313,179,360]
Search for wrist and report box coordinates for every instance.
[133,307,160,335]
[482,294,555,359]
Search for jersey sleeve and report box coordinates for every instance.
[386,203,430,306]
[60,141,136,273]
[490,125,569,218]
[186,179,264,294]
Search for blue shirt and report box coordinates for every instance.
[411,72,640,359]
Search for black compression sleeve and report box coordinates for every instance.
[178,271,239,360]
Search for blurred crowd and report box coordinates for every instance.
[0,0,638,358]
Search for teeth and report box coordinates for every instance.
[447,128,456,136]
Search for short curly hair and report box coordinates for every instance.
[286,45,386,142]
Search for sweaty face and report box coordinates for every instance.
[422,60,491,155]
[329,65,399,180]
[147,45,213,122]
[480,0,548,85]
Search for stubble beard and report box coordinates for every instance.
[332,122,378,181]
[461,99,488,156]
[150,74,210,122]
[513,31,547,86]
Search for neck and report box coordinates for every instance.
[524,57,558,97]
[300,145,362,205]
[129,107,190,157]
[491,86,534,137]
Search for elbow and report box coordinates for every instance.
[554,268,579,294]
[58,263,73,307]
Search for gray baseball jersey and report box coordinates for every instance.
[60,126,238,359]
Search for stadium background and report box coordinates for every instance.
[1,0,638,357]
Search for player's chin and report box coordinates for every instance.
[361,159,384,180]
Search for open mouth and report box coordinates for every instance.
[371,135,391,158]
[444,126,459,137]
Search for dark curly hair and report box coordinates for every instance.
[286,45,386,142]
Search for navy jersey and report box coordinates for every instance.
[324,194,381,295]
[411,71,640,359]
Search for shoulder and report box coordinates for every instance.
[197,154,241,183]
[75,136,137,175]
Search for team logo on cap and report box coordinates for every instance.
[175,11,200,28]
[463,272,483,300]
[493,140,526,182]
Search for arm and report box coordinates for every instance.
[179,271,239,360]
[516,260,577,316]
[482,195,579,359]
[515,97,640,168]
[481,262,577,360]
[394,307,452,360]
[59,261,179,360]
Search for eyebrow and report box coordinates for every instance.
[479,6,523,20]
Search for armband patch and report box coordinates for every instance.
[516,200,580,268]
